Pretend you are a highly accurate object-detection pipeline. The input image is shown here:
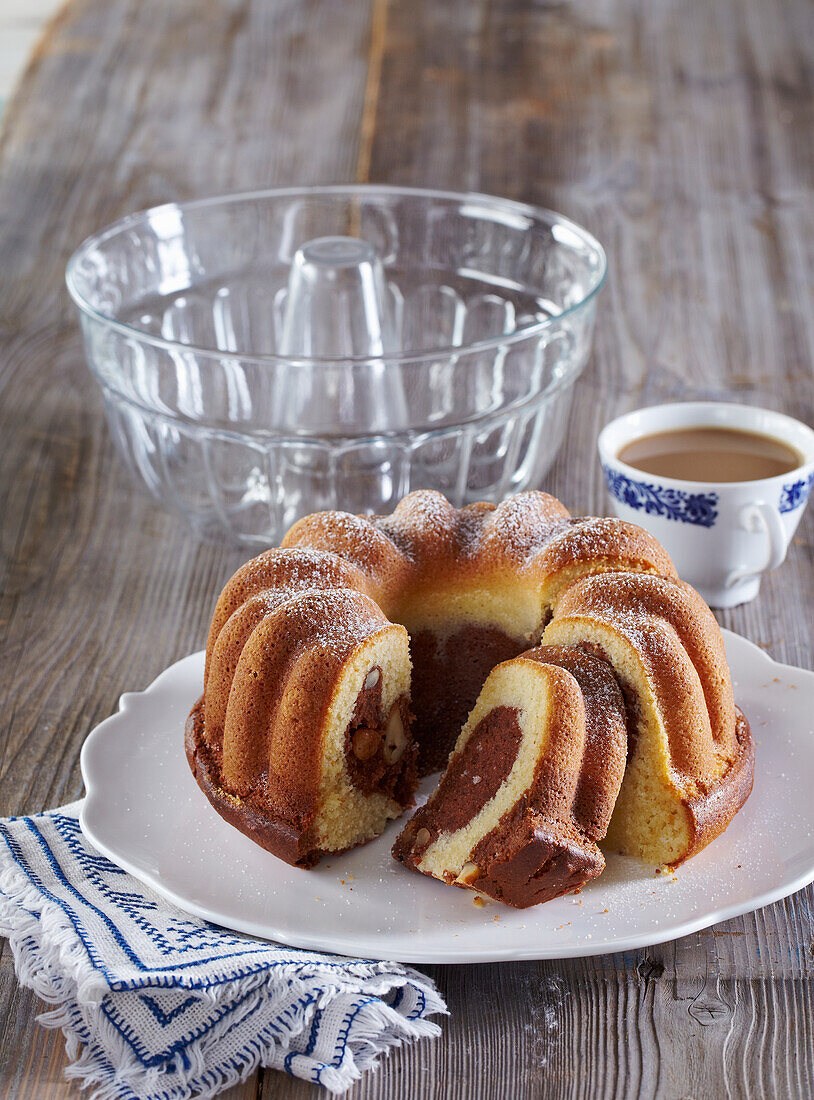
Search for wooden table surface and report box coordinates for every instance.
[1,0,813,1096]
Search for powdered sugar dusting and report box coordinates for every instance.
[378,491,457,560]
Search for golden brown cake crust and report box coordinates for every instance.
[550,572,738,773]
[219,589,393,807]
[193,585,417,867]
[680,707,754,865]
[186,698,322,867]
[204,548,372,683]
[282,491,677,606]
[544,570,755,866]
[466,813,605,909]
[552,571,736,769]
[519,645,628,840]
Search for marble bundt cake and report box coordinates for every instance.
[392,646,629,907]
[187,489,754,875]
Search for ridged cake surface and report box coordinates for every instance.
[543,571,754,866]
[187,550,415,867]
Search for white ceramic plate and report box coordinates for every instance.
[80,631,814,963]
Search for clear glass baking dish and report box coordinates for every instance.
[66,185,606,546]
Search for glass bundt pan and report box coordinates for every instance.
[66,186,606,547]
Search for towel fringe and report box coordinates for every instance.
[0,820,446,1099]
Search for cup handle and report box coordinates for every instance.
[725,502,788,589]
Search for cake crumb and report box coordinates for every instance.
[473,896,486,908]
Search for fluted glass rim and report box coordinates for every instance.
[65,183,606,367]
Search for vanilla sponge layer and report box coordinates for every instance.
[312,623,411,852]
[391,582,543,644]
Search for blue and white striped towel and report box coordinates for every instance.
[0,803,445,1098]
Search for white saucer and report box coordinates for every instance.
[80,631,814,963]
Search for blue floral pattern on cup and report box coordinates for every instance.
[602,465,719,528]
[779,471,814,513]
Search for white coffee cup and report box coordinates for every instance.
[598,402,814,608]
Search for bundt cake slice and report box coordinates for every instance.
[542,571,755,867]
[392,646,628,907]
[186,552,417,867]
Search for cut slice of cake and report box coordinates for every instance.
[391,645,627,908]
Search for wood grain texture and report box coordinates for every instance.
[1,0,813,1097]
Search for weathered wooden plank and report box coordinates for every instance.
[1,0,813,1097]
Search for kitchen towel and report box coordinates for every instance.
[0,802,445,1099]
